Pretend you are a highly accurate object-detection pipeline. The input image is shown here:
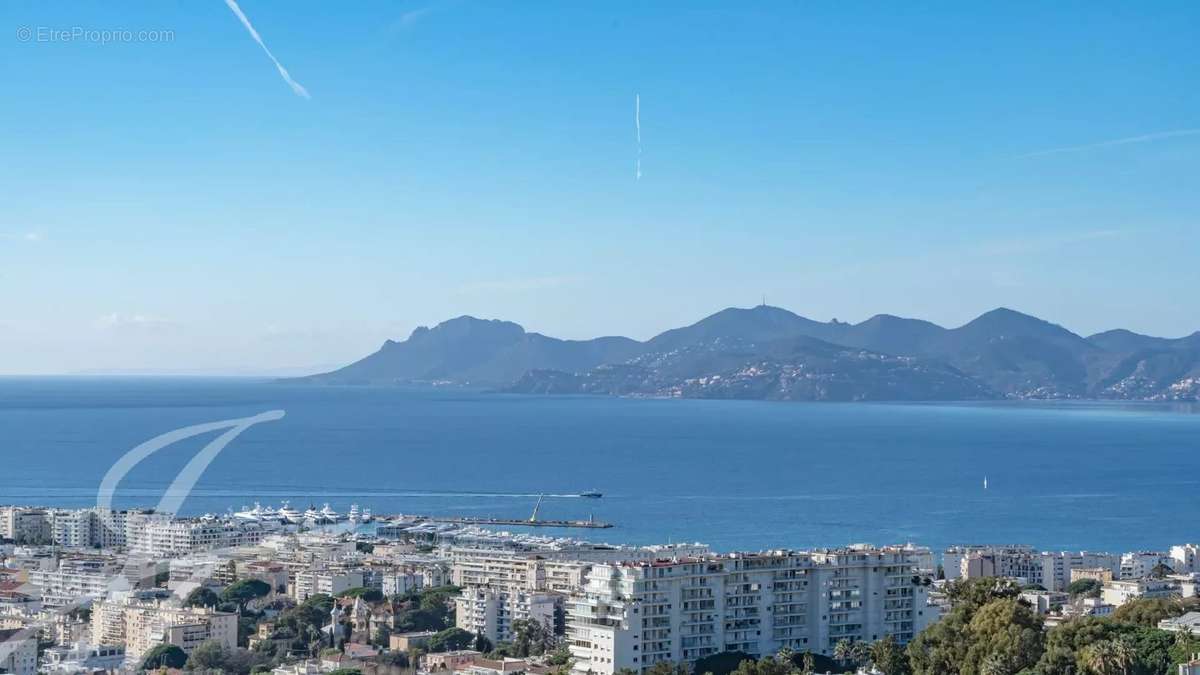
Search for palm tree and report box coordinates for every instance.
[1110,637,1135,675]
[833,639,854,667]
[850,640,871,667]
[1082,638,1134,675]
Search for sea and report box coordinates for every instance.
[1,377,1197,555]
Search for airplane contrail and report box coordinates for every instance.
[635,94,642,180]
[223,0,311,99]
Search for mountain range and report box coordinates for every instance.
[293,307,1200,402]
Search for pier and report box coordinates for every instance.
[422,515,613,529]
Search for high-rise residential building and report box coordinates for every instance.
[567,545,935,675]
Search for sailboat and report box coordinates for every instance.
[983,476,989,490]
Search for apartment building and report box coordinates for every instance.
[456,586,558,643]
[1038,552,1121,592]
[27,554,120,607]
[0,508,51,545]
[567,546,934,675]
[1101,578,1180,607]
[125,513,274,558]
[1120,552,1173,580]
[1171,544,1199,574]
[91,596,237,663]
[292,569,364,601]
[0,628,37,675]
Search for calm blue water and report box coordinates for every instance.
[0,377,1197,554]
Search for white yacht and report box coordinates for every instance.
[319,503,341,522]
[234,502,266,521]
[361,507,372,523]
[303,505,320,522]
[348,504,360,522]
[278,502,302,523]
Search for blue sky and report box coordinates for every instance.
[2,1,1197,374]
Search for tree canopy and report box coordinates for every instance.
[140,644,188,670]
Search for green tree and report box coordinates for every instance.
[908,585,1043,675]
[800,652,814,675]
[336,587,384,603]
[473,633,494,653]
[871,635,911,675]
[184,586,221,609]
[187,639,228,670]
[1111,598,1186,628]
[693,651,754,675]
[140,644,187,670]
[223,579,273,611]
[644,662,689,675]
[427,627,475,653]
[1067,579,1103,599]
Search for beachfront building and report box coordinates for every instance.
[954,547,1044,587]
[1101,578,1180,607]
[567,545,934,675]
[124,513,275,559]
[1171,544,1200,574]
[40,643,127,673]
[0,508,51,545]
[1038,552,1121,592]
[1120,551,1173,580]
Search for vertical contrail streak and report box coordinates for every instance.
[635,94,642,180]
[224,0,311,99]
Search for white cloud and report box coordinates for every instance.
[223,0,311,99]
[95,313,176,330]
[1019,129,1200,158]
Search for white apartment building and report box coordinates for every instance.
[451,548,593,643]
[960,548,1044,586]
[1171,544,1199,574]
[0,628,37,675]
[125,513,274,559]
[1101,578,1180,607]
[568,546,935,675]
[292,569,364,601]
[0,508,51,545]
[382,570,424,597]
[47,510,95,549]
[40,643,127,673]
[1038,551,1121,592]
[456,586,558,644]
[27,555,120,607]
[1120,551,1173,580]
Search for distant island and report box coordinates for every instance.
[290,306,1200,402]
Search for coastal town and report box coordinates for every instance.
[0,504,1198,675]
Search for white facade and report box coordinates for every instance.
[0,628,37,675]
[456,586,557,644]
[1171,544,1199,574]
[292,569,364,601]
[1101,578,1180,606]
[568,546,934,675]
[27,555,120,608]
[1120,551,1173,580]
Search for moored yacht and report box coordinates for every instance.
[319,503,340,522]
[278,501,302,523]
